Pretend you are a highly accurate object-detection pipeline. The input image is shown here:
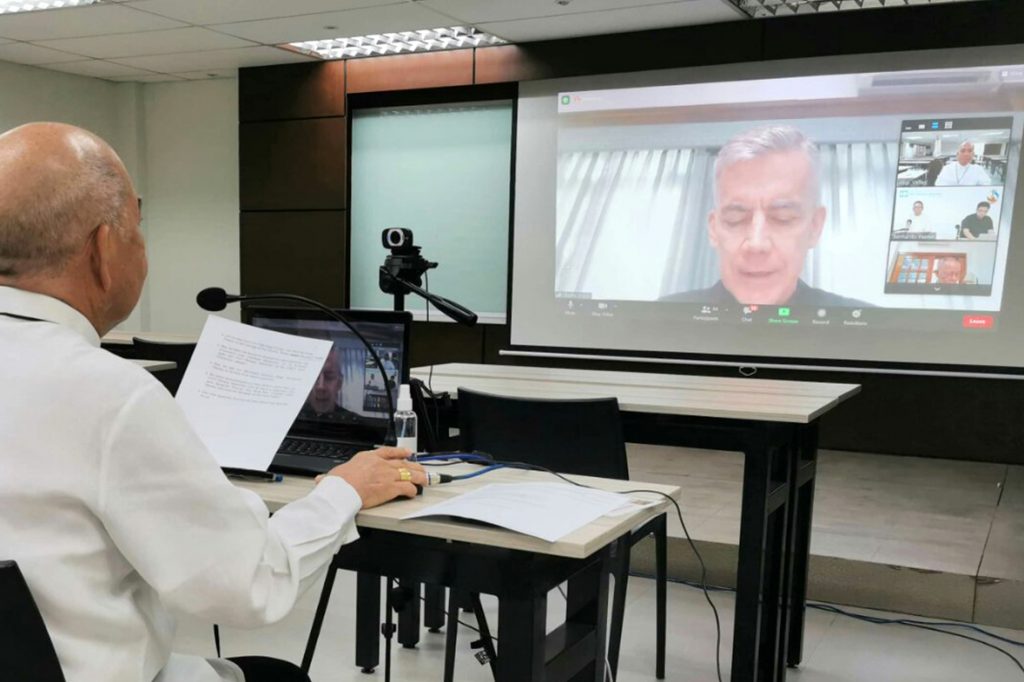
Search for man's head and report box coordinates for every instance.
[956,142,975,167]
[307,346,342,414]
[0,123,144,335]
[913,201,924,216]
[708,125,826,305]
[936,256,964,284]
[976,201,990,219]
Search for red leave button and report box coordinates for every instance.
[962,314,994,329]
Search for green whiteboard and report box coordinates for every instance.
[349,101,514,321]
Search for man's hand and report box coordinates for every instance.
[319,447,426,508]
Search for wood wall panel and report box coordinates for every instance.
[409,321,485,367]
[239,61,345,122]
[240,211,348,307]
[346,50,474,93]
[240,117,347,210]
[474,22,764,84]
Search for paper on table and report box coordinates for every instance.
[175,315,333,470]
[402,482,631,542]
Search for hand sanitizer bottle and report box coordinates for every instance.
[395,384,418,453]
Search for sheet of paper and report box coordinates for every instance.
[402,482,631,542]
[605,496,663,518]
[175,315,333,470]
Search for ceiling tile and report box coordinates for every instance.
[172,68,238,80]
[421,0,714,24]
[124,0,394,26]
[478,0,743,42]
[0,41,83,65]
[212,2,454,45]
[0,4,186,41]
[36,27,257,59]
[108,73,186,82]
[109,45,314,73]
[45,59,155,79]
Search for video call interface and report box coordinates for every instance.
[249,316,405,430]
[553,65,1024,333]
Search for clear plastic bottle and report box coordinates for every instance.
[394,383,418,453]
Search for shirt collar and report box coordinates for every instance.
[0,285,101,347]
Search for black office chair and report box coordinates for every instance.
[451,388,668,680]
[0,560,66,682]
[131,338,197,396]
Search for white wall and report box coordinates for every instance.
[0,60,125,151]
[0,59,241,336]
[137,78,240,334]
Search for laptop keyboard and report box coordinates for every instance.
[278,437,357,460]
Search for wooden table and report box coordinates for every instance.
[410,363,861,682]
[103,330,199,346]
[240,466,679,682]
[132,359,176,373]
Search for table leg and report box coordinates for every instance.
[495,594,547,681]
[301,560,338,672]
[606,537,630,678]
[424,584,446,632]
[397,580,421,648]
[355,571,380,673]
[442,589,461,682]
[786,423,819,669]
[565,557,611,682]
[731,430,792,682]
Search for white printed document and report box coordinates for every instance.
[175,315,332,470]
[402,482,633,542]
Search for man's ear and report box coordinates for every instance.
[707,211,720,249]
[808,206,826,248]
[88,224,115,292]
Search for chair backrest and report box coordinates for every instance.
[457,388,629,480]
[0,561,66,682]
[131,338,197,396]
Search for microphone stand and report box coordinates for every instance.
[213,292,398,446]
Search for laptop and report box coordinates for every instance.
[247,306,412,476]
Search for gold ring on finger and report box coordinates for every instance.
[398,468,412,482]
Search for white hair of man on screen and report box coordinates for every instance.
[712,125,822,204]
[934,141,992,186]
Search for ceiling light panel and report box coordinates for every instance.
[729,0,987,17]
[288,26,505,60]
[0,0,98,14]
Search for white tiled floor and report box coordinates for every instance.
[174,570,1024,682]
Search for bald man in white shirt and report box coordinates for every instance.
[0,123,426,682]
[934,142,992,186]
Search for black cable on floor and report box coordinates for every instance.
[807,604,1024,676]
[417,594,499,642]
[641,572,1024,678]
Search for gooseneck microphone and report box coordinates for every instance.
[196,287,398,446]
[195,287,239,312]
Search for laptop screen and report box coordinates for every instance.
[247,308,411,441]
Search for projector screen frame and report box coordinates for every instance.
[506,45,1024,378]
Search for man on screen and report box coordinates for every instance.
[935,256,965,284]
[934,142,992,186]
[662,125,868,306]
[299,345,362,423]
[895,200,933,238]
[958,201,995,239]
